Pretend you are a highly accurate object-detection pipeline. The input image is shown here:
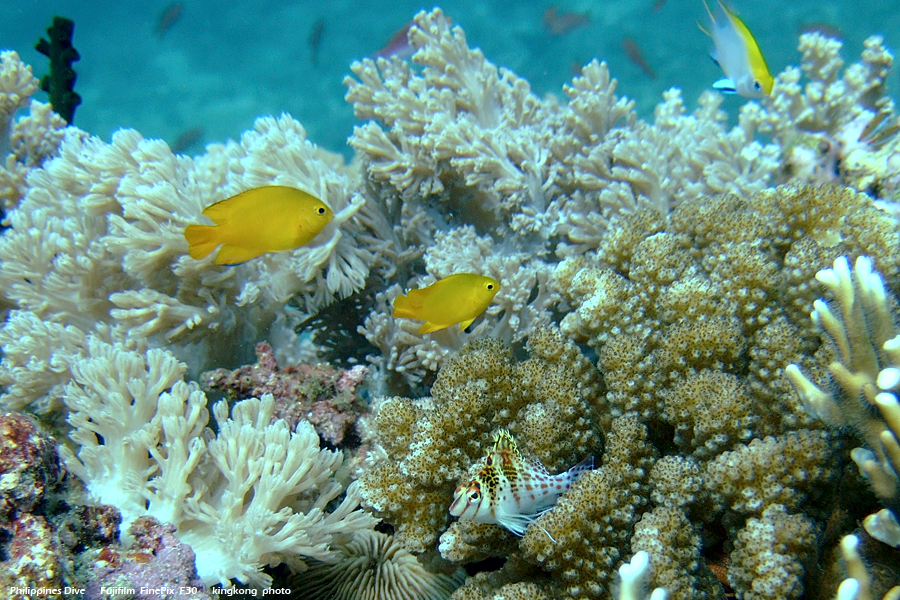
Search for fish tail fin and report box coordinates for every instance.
[392,294,416,318]
[184,224,220,259]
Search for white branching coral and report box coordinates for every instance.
[181,395,377,588]
[346,9,781,261]
[554,86,779,255]
[0,50,38,157]
[346,8,562,238]
[785,256,900,595]
[744,33,900,198]
[58,338,377,587]
[0,101,375,406]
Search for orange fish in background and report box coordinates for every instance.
[622,36,656,79]
[156,2,183,38]
[377,20,416,59]
[542,5,589,35]
[376,17,454,59]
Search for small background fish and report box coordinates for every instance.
[450,429,593,536]
[155,2,183,38]
[701,0,773,97]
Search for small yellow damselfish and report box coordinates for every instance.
[392,273,500,334]
[450,429,593,538]
[700,0,773,98]
[184,186,333,265]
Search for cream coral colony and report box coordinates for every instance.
[2,5,900,600]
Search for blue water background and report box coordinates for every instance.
[2,1,897,156]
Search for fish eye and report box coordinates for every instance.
[468,491,481,502]
[316,206,326,215]
[753,81,761,90]
[486,283,495,290]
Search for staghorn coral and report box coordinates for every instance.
[727,504,817,600]
[831,532,900,600]
[518,416,656,600]
[630,507,722,600]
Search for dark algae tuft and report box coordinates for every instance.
[35,16,81,124]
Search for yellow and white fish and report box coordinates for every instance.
[700,0,773,98]
[393,273,500,334]
[184,185,333,265]
[449,429,593,538]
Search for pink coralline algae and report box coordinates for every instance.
[81,516,210,600]
[0,412,61,519]
[204,342,369,446]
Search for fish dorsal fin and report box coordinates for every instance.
[201,197,236,225]
[493,429,520,456]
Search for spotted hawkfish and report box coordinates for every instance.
[449,429,593,540]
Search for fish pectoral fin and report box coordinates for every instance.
[214,244,263,265]
[418,321,449,334]
[713,78,737,93]
[392,295,417,319]
[201,199,234,225]
[459,318,476,331]
[496,512,536,536]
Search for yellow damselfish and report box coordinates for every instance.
[184,186,334,265]
[393,273,500,334]
[700,0,773,98]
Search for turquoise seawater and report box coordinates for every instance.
[2,0,898,155]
